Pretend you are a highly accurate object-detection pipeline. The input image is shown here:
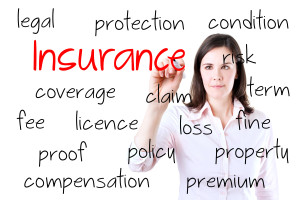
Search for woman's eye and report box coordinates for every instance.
[205,65,212,70]
[222,65,229,69]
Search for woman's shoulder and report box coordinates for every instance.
[246,108,270,122]
[166,103,191,117]
[160,104,193,124]
[159,104,191,133]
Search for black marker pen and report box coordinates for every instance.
[173,59,185,79]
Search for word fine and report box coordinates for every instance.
[24,168,149,194]
[209,9,289,30]
[17,8,54,34]
[95,10,184,36]
[33,40,185,71]
[127,139,175,164]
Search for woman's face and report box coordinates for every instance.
[200,46,237,101]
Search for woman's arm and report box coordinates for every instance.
[255,125,279,200]
[134,58,185,149]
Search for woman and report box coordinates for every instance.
[129,34,278,200]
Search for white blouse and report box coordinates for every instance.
[129,99,278,200]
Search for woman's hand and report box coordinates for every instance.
[149,58,185,110]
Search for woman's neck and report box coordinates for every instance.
[207,96,233,128]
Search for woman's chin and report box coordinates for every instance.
[207,93,231,101]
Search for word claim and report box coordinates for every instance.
[146,84,191,104]
[33,40,185,71]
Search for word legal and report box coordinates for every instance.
[17,8,54,34]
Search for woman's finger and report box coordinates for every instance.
[163,58,170,78]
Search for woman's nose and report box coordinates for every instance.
[213,69,222,80]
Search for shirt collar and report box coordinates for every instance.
[232,98,245,118]
[188,98,245,121]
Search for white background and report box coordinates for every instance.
[0,0,299,199]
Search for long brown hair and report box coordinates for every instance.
[185,33,254,114]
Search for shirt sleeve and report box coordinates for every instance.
[128,106,178,172]
[255,125,279,200]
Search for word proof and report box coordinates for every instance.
[38,141,87,167]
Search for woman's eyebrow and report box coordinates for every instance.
[202,63,213,66]
[223,62,233,65]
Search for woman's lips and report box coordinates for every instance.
[211,85,224,88]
